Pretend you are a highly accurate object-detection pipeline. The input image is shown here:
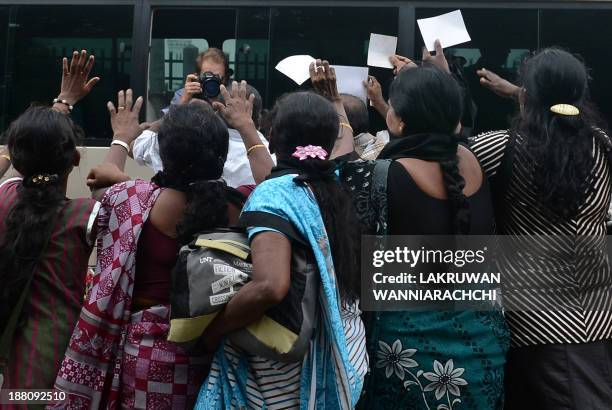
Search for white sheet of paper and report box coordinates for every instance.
[332,65,369,104]
[417,10,471,51]
[367,33,397,69]
[275,55,316,85]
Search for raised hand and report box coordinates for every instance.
[389,55,416,75]
[422,39,450,73]
[476,68,520,99]
[107,89,143,143]
[212,80,255,131]
[364,75,384,105]
[309,60,339,101]
[58,50,100,105]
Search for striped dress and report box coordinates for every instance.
[470,130,612,347]
[0,177,99,399]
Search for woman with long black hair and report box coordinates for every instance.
[336,61,509,408]
[54,90,248,409]
[0,50,100,394]
[472,48,612,409]
[195,83,368,408]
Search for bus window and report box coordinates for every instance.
[268,6,398,131]
[415,8,538,135]
[5,5,133,145]
[540,10,612,127]
[148,8,237,120]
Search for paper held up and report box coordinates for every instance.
[367,33,397,69]
[417,10,471,52]
[332,65,369,104]
[275,55,316,85]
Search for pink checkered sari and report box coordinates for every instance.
[52,180,208,409]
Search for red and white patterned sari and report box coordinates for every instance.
[52,180,208,409]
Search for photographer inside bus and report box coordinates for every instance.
[162,47,233,114]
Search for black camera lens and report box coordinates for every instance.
[203,79,220,98]
[198,72,222,99]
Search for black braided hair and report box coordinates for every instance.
[389,65,470,234]
[0,106,80,327]
[270,91,362,301]
[153,103,230,244]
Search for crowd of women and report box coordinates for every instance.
[0,39,611,410]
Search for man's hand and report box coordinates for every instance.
[179,74,202,104]
[477,68,520,99]
[309,60,339,101]
[58,50,100,105]
[422,39,450,73]
[86,162,130,190]
[212,80,255,131]
[107,89,143,144]
[389,55,417,76]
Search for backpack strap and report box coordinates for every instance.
[371,159,392,235]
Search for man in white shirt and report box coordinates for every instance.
[133,127,271,188]
[134,84,274,188]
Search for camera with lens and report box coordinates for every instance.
[197,71,223,99]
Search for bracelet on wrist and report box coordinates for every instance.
[111,139,130,152]
[0,154,10,163]
[340,122,354,133]
[53,98,74,113]
[247,144,266,156]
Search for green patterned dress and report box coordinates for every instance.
[340,159,510,410]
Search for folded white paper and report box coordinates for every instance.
[275,55,316,85]
[367,33,397,69]
[417,10,471,52]
[332,65,369,104]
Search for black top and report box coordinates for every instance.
[386,160,494,235]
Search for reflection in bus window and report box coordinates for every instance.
[416,8,537,134]
[268,7,398,130]
[6,5,133,145]
[148,8,237,120]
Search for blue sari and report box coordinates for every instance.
[195,173,367,409]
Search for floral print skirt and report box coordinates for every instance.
[360,310,509,410]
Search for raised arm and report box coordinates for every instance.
[364,75,389,119]
[86,89,143,200]
[476,68,521,100]
[53,49,100,115]
[212,80,275,184]
[309,59,355,158]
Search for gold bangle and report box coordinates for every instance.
[0,154,10,163]
[247,144,266,156]
[340,122,353,133]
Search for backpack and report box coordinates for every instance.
[168,228,319,363]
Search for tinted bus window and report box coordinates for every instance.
[416,8,537,134]
[5,5,133,145]
[147,6,397,133]
[148,8,238,120]
[149,8,270,120]
[268,7,398,131]
[540,10,612,127]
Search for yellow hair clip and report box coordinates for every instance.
[550,104,580,116]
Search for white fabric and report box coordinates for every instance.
[132,129,274,188]
[376,129,391,144]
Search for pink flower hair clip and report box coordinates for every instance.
[291,145,328,161]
